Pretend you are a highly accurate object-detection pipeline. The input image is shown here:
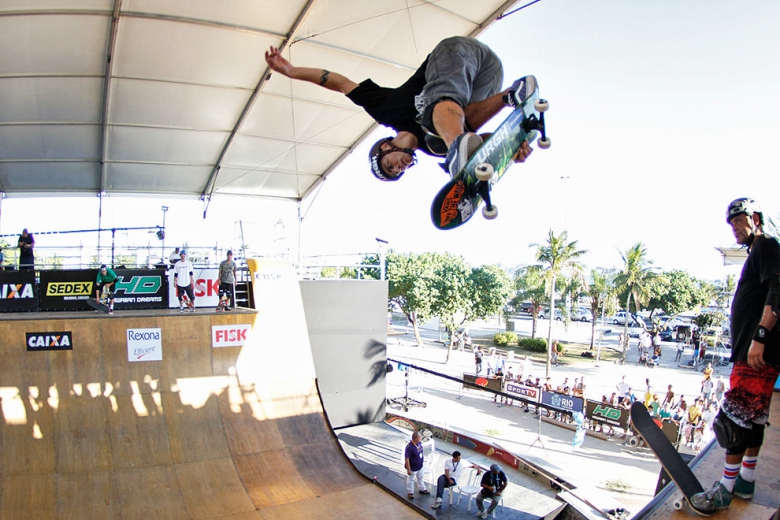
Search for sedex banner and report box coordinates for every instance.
[39,269,167,311]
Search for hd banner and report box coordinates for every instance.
[0,270,37,312]
[39,269,167,311]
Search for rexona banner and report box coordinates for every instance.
[126,328,163,362]
[26,331,73,351]
[212,324,251,348]
[0,271,37,312]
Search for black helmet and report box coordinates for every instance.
[726,198,763,224]
[368,137,416,181]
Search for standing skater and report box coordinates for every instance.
[692,198,780,512]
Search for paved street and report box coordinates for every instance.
[385,313,730,515]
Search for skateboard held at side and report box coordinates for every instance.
[431,84,550,230]
[630,402,711,517]
[87,298,110,314]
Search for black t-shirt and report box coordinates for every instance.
[730,234,780,365]
[479,470,507,497]
[346,58,434,156]
[18,233,34,259]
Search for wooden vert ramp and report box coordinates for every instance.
[0,259,421,520]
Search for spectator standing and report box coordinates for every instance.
[714,376,727,404]
[168,246,181,266]
[404,431,430,499]
[616,375,630,399]
[17,228,35,270]
[474,346,483,375]
[662,384,675,407]
[675,341,685,362]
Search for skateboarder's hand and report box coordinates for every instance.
[265,46,293,76]
[747,340,765,370]
[512,141,533,163]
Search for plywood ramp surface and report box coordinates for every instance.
[643,391,780,519]
[0,290,421,519]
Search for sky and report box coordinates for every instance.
[1,0,778,281]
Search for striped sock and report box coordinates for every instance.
[740,456,758,483]
[720,462,740,492]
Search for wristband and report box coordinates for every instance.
[753,325,770,344]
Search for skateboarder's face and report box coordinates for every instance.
[728,213,759,245]
[380,143,416,178]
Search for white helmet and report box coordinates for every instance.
[726,198,763,225]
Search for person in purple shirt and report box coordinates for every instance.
[404,431,430,499]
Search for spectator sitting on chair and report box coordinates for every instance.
[431,451,481,509]
[476,464,508,518]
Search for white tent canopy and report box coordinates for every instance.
[0,0,521,202]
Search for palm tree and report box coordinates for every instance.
[614,243,656,363]
[533,229,587,377]
[512,265,547,338]
[586,268,616,350]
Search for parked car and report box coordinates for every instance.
[519,301,535,313]
[610,311,645,328]
[702,327,725,348]
[571,308,593,322]
[538,309,563,321]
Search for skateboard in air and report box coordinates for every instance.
[431,83,550,230]
[87,297,110,314]
[630,402,711,516]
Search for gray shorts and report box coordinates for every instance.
[415,36,504,132]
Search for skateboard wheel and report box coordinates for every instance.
[673,499,683,510]
[534,99,549,112]
[475,163,494,181]
[628,436,639,447]
[538,137,551,149]
[482,205,498,220]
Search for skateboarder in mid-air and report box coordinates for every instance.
[264,36,535,181]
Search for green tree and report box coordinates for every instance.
[533,230,587,377]
[614,243,656,363]
[647,270,711,318]
[429,255,471,358]
[511,265,547,338]
[387,252,442,346]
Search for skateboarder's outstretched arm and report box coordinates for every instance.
[265,46,359,95]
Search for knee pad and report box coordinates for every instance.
[713,410,749,454]
[746,423,766,448]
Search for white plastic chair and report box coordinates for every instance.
[442,468,466,505]
[458,467,482,511]
[422,451,439,488]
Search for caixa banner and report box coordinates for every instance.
[0,270,37,312]
[39,269,168,311]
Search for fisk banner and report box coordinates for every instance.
[127,328,163,362]
[212,324,251,348]
[169,268,221,308]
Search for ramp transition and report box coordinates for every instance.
[0,259,421,519]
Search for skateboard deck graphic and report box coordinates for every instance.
[630,402,711,516]
[431,83,549,230]
[87,298,109,313]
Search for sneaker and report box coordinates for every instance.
[190,307,195,312]
[419,489,430,495]
[506,75,538,108]
[432,498,443,508]
[690,481,733,513]
[407,493,414,500]
[179,307,185,312]
[443,132,483,177]
[733,474,755,500]
[108,309,113,315]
